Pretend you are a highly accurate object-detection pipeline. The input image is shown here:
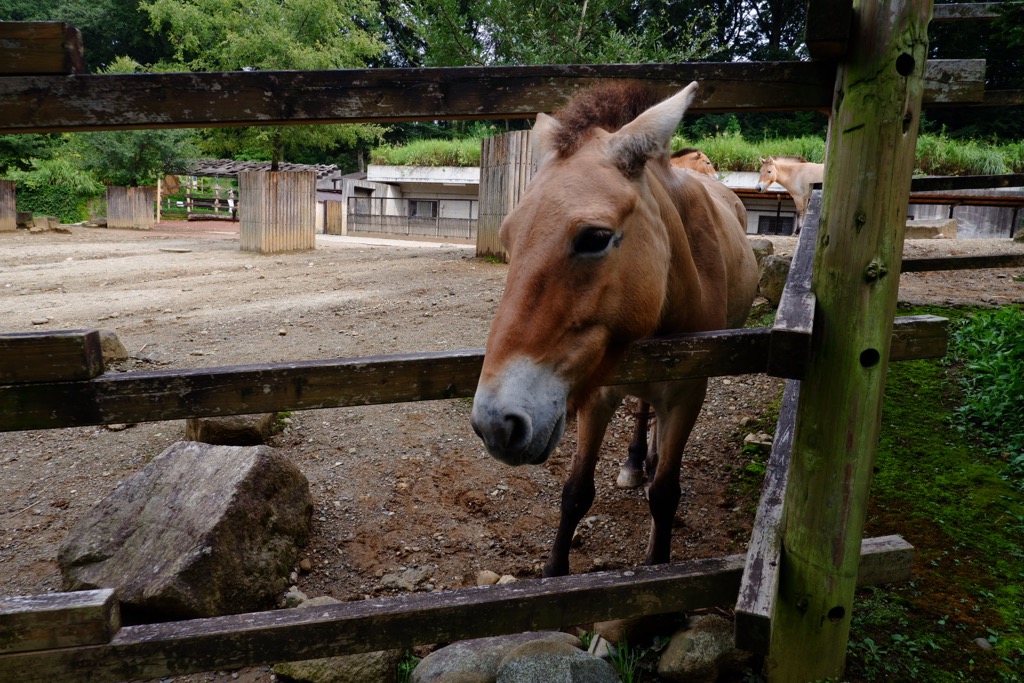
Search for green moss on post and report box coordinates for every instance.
[766,1,933,680]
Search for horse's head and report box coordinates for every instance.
[671,149,716,176]
[471,82,700,466]
[755,157,777,193]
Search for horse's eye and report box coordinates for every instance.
[573,227,617,255]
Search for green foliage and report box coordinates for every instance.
[915,133,1011,176]
[3,158,104,222]
[142,0,387,166]
[0,134,65,173]
[950,306,1024,492]
[70,129,197,187]
[670,134,826,171]
[843,306,1024,681]
[371,139,482,167]
[396,650,420,683]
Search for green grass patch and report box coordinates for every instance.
[845,305,1024,682]
[370,138,482,167]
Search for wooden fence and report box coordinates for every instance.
[238,171,316,253]
[1,3,1023,681]
[105,186,155,230]
[477,130,533,259]
[0,179,14,232]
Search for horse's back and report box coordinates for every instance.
[672,171,758,328]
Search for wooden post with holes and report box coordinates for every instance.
[766,0,933,680]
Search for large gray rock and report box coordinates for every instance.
[58,441,312,620]
[412,632,581,683]
[748,237,775,269]
[905,218,957,239]
[97,329,129,363]
[758,255,792,307]
[496,639,618,683]
[273,596,403,683]
[185,413,281,445]
[656,615,754,683]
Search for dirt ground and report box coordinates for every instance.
[1,221,1023,682]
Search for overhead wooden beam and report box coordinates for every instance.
[931,2,1001,20]
[0,22,85,76]
[0,60,983,134]
[0,539,912,683]
[0,317,946,432]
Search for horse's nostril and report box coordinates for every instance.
[503,413,530,451]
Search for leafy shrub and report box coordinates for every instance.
[371,138,481,166]
[950,306,1024,491]
[3,158,104,222]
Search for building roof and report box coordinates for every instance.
[186,159,342,181]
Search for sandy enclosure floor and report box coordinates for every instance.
[1,222,1023,682]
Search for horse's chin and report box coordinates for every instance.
[489,411,565,467]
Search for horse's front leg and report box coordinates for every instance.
[645,380,707,566]
[544,391,619,577]
[616,398,650,489]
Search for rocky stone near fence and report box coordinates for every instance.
[757,254,793,307]
[1014,230,1024,243]
[748,237,775,269]
[272,595,403,683]
[905,218,957,240]
[185,413,281,445]
[495,638,619,683]
[97,329,129,363]
[58,441,312,620]
[15,211,33,228]
[412,632,582,683]
[656,615,755,683]
[82,216,108,228]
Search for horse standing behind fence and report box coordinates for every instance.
[755,156,824,231]
[470,82,758,577]
[671,148,717,176]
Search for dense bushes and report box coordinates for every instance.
[4,158,104,223]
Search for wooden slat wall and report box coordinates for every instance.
[477,130,533,260]
[0,180,15,232]
[238,171,315,253]
[324,201,345,235]
[105,186,156,230]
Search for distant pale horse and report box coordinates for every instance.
[670,148,717,176]
[754,156,824,231]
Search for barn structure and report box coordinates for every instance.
[1,2,1023,681]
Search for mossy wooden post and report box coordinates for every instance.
[766,0,932,680]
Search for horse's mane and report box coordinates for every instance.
[550,82,664,158]
[771,155,809,163]
[672,147,703,158]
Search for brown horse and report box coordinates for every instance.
[470,82,758,577]
[754,156,824,231]
[670,147,717,176]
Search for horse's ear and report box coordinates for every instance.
[610,81,699,178]
[531,112,561,168]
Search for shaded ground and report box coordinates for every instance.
[1,222,1023,682]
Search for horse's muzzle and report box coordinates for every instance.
[470,358,568,466]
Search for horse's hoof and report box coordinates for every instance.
[616,467,644,489]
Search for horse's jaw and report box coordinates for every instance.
[471,357,568,466]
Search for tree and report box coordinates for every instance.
[142,0,388,169]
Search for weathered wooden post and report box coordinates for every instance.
[106,186,156,229]
[766,0,932,680]
[238,171,316,253]
[477,130,533,260]
[0,180,15,232]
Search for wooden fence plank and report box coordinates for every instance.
[0,538,910,683]
[0,22,85,76]
[0,590,120,654]
[0,60,983,134]
[767,192,821,379]
[0,179,15,232]
[0,329,104,384]
[0,317,946,432]
[901,253,1024,272]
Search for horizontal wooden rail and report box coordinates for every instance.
[0,536,910,683]
[0,60,984,134]
[0,317,947,432]
[900,253,1024,272]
